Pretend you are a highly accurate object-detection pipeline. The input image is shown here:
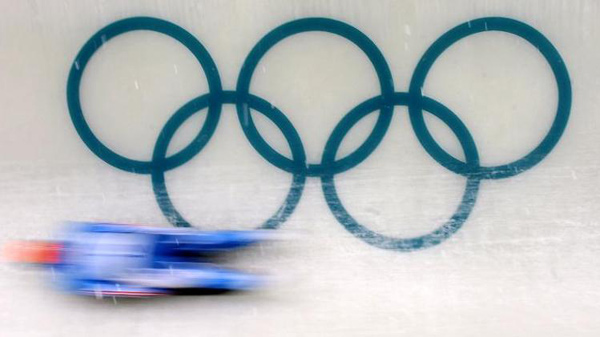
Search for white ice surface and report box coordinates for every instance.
[1,1,600,336]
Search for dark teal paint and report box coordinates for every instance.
[66,16,571,251]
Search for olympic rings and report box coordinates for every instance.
[66,16,571,251]
[151,91,306,230]
[321,93,480,251]
[236,18,395,177]
[67,17,223,174]
[408,17,571,179]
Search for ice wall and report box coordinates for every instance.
[1,1,599,336]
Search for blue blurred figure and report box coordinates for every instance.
[5,222,271,297]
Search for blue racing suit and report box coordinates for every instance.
[52,222,267,296]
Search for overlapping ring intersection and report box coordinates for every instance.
[66,16,571,251]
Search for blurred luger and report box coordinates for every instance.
[4,222,275,298]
